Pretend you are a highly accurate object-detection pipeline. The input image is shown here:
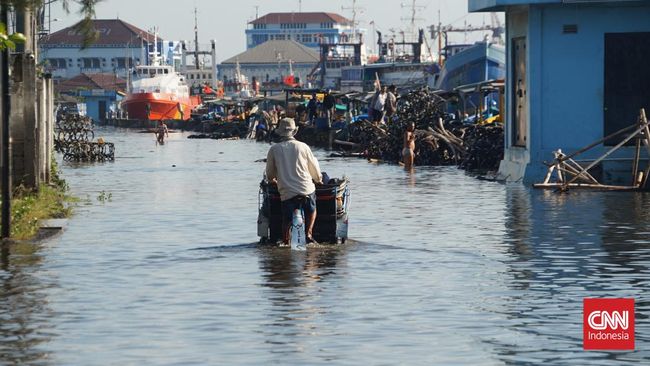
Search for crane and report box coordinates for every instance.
[429,12,504,65]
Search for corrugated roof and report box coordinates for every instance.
[250,12,350,25]
[57,73,127,93]
[221,40,319,64]
[42,19,158,47]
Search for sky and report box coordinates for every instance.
[49,0,502,62]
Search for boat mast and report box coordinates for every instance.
[151,28,160,66]
[194,7,200,69]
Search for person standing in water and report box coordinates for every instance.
[156,120,169,144]
[402,122,415,169]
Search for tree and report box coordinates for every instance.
[0,0,102,49]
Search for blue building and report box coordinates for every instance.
[469,0,650,184]
[57,73,126,122]
[246,12,356,50]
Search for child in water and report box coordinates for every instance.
[402,122,415,169]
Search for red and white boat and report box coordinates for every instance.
[122,40,200,121]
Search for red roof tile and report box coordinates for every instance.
[250,12,350,25]
[57,73,126,93]
[42,19,158,47]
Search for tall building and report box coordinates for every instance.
[246,12,355,49]
[40,19,161,81]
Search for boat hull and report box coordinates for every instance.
[435,42,505,92]
[122,93,201,121]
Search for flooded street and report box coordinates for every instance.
[2,127,650,365]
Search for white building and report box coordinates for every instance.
[40,19,160,82]
[219,40,319,91]
[246,12,357,50]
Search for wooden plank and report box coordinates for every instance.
[533,183,638,190]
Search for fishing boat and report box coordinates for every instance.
[122,34,201,121]
[257,178,350,245]
[435,41,505,92]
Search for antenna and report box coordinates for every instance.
[194,7,199,68]
[298,0,302,12]
[255,5,259,19]
[401,0,426,41]
[342,0,365,42]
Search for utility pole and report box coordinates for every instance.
[1,5,11,239]
[437,8,442,65]
[194,7,200,69]
[342,0,364,42]
[401,0,425,42]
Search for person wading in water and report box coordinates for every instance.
[156,120,169,144]
[402,121,415,169]
[265,118,323,245]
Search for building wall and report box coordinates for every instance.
[184,68,217,88]
[40,41,167,80]
[78,91,120,122]
[218,63,316,84]
[499,2,650,183]
[246,22,355,49]
[40,46,143,80]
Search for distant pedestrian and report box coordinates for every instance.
[370,85,388,124]
[322,89,336,127]
[307,92,318,124]
[402,121,415,169]
[295,102,307,123]
[385,85,398,119]
[156,120,169,144]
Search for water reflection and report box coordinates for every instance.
[497,187,650,364]
[257,246,346,358]
[0,243,53,365]
[1,128,649,364]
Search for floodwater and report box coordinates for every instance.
[1,127,650,365]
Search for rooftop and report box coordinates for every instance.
[249,12,351,25]
[56,73,127,93]
[221,40,319,64]
[42,19,158,47]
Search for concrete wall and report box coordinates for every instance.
[10,53,55,190]
[498,2,650,183]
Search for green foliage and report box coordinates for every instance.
[96,190,112,203]
[0,156,73,240]
[0,0,102,49]
[0,21,25,50]
[2,185,71,240]
[51,155,69,192]
[62,0,103,49]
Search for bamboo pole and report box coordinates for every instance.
[562,123,649,189]
[632,116,642,186]
[565,157,599,184]
[639,109,650,189]
[560,123,639,162]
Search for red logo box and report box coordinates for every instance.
[583,298,635,350]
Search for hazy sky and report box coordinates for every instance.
[50,0,501,62]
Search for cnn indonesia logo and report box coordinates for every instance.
[583,298,635,350]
